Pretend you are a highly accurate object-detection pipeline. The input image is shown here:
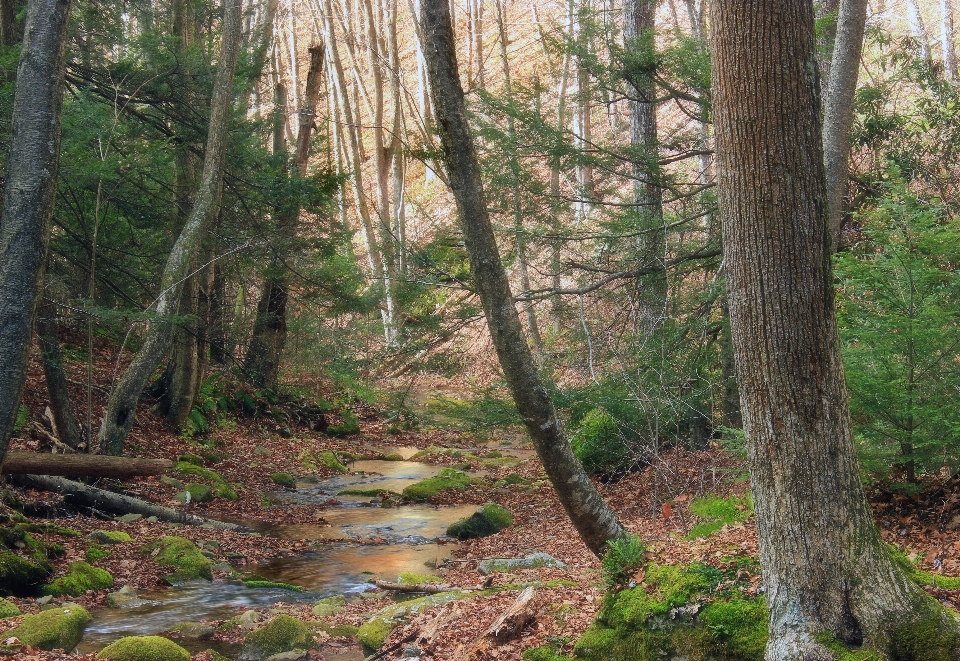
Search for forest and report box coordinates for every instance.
[1,0,960,659]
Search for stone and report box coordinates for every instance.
[3,604,90,651]
[238,614,316,660]
[105,585,143,608]
[265,651,308,661]
[477,553,568,575]
[311,595,347,617]
[160,476,184,489]
[87,530,133,545]
[446,503,514,540]
[168,620,215,640]
[36,594,53,605]
[140,537,212,583]
[116,514,142,523]
[255,446,275,456]
[403,644,423,657]
[185,483,214,503]
[269,472,297,489]
[96,635,190,661]
[236,609,262,631]
[0,550,52,597]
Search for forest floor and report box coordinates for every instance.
[3,345,960,660]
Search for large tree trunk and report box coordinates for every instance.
[823,0,868,250]
[1,451,171,478]
[421,0,625,557]
[97,0,243,455]
[713,1,960,659]
[0,0,73,467]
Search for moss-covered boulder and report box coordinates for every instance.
[270,472,297,489]
[167,621,216,640]
[184,483,214,503]
[238,614,316,660]
[42,561,113,597]
[105,585,143,608]
[358,591,469,655]
[0,550,52,596]
[401,468,475,502]
[87,530,133,545]
[574,560,768,661]
[478,552,567,575]
[446,503,513,540]
[174,463,238,501]
[318,450,347,472]
[96,635,190,661]
[312,595,347,617]
[4,604,90,651]
[0,596,20,618]
[141,536,212,583]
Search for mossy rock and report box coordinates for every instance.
[96,635,190,661]
[337,487,398,497]
[87,530,133,545]
[575,560,768,661]
[0,596,19,618]
[184,483,214,503]
[478,553,567,575]
[42,561,113,597]
[270,472,297,489]
[401,468,475,502]
[447,503,513,540]
[167,621,216,640]
[317,450,347,472]
[496,473,528,487]
[238,614,316,660]
[174,463,237,500]
[480,456,523,469]
[17,523,80,538]
[380,452,404,461]
[358,591,469,655]
[242,580,303,592]
[314,622,359,637]
[105,585,143,608]
[141,536,212,583]
[312,595,347,617]
[327,410,360,436]
[4,604,90,651]
[178,454,204,466]
[0,550,52,596]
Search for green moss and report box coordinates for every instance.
[86,546,111,561]
[96,635,190,661]
[686,495,753,540]
[242,580,303,592]
[399,571,443,584]
[522,645,568,661]
[699,599,768,659]
[496,473,528,486]
[447,503,513,539]
[315,622,359,637]
[270,472,297,489]
[185,483,213,503]
[380,452,404,461]
[312,595,347,617]
[17,523,80,538]
[480,457,523,468]
[891,610,960,661]
[402,468,475,502]
[241,614,316,659]
[141,537,212,583]
[174,462,237,500]
[215,482,238,500]
[0,550,52,596]
[4,604,90,651]
[178,454,204,466]
[42,561,113,596]
[338,487,397,497]
[357,617,393,654]
[0,597,20,618]
[328,410,361,436]
[88,530,133,544]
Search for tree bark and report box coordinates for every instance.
[0,0,20,47]
[97,0,243,455]
[823,0,868,250]
[0,0,73,468]
[1,451,171,478]
[36,299,84,450]
[713,1,960,658]
[943,0,958,82]
[905,0,932,63]
[421,0,625,558]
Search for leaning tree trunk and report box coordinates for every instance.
[713,1,960,659]
[0,0,73,467]
[422,0,625,557]
[97,0,243,455]
[823,0,868,250]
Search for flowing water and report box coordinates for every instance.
[77,456,480,656]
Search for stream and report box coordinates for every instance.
[75,452,487,656]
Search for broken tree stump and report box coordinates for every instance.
[455,586,538,660]
[1,451,172,478]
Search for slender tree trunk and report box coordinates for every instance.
[905,0,932,63]
[713,1,960,658]
[422,0,625,557]
[0,0,19,47]
[823,0,868,250]
[816,0,841,87]
[97,0,243,455]
[0,0,73,466]
[942,0,958,81]
[36,298,84,450]
[624,0,666,335]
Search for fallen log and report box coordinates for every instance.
[455,586,538,661]
[1,451,172,478]
[373,576,492,594]
[9,474,244,531]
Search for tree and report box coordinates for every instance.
[713,1,960,658]
[0,0,74,466]
[97,0,243,455]
[421,0,626,557]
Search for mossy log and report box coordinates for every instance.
[10,474,243,531]
[1,451,172,477]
